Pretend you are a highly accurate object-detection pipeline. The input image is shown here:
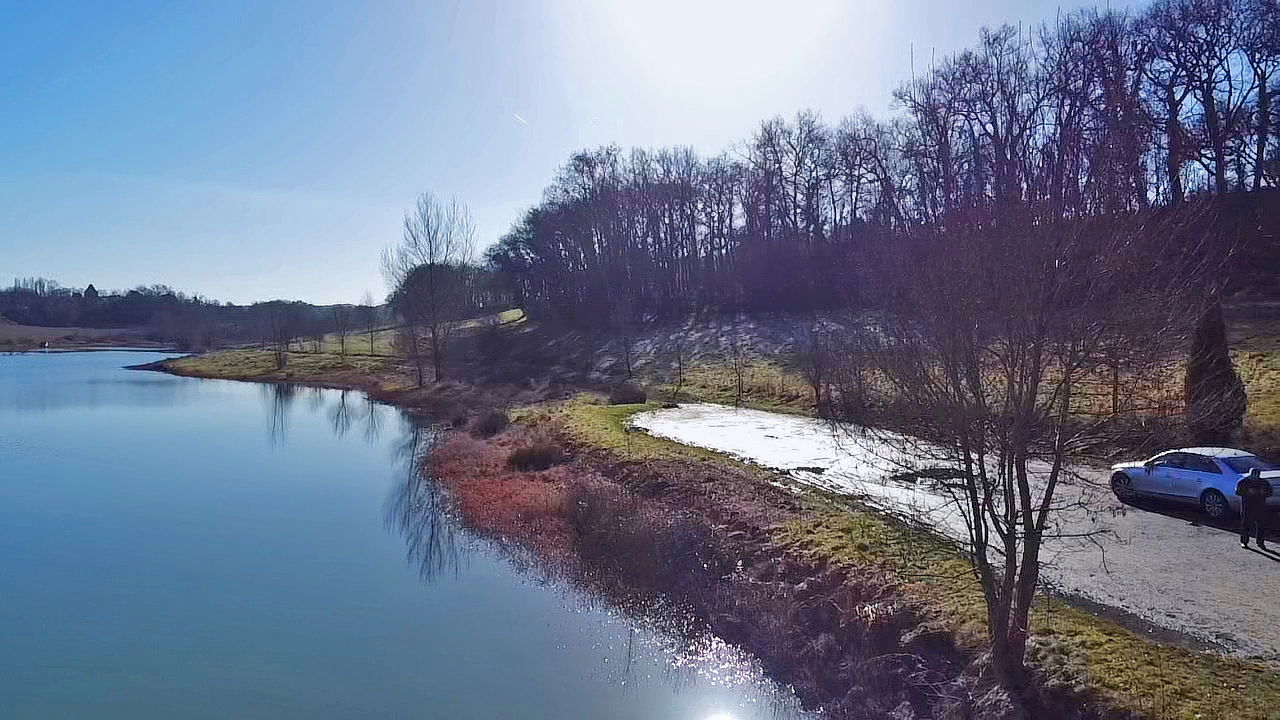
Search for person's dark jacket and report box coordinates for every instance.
[1236,474,1274,519]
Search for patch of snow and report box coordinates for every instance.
[631,403,974,538]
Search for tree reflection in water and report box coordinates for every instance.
[261,382,300,447]
[383,421,460,581]
[261,384,389,449]
[258,382,458,579]
[329,390,354,438]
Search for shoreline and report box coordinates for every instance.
[127,351,1280,718]
[129,352,582,421]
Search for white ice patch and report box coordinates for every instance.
[629,403,971,539]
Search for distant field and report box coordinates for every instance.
[0,323,143,349]
[312,308,526,357]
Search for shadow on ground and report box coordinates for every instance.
[1117,494,1280,562]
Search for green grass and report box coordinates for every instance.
[777,508,1280,719]
[166,349,396,384]
[655,359,816,416]
[526,394,770,477]
[458,307,525,330]
[311,309,527,358]
[173,309,530,383]
[313,326,400,357]
[550,393,1280,720]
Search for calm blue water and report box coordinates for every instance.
[0,351,808,719]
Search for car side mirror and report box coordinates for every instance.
[1143,462,1154,473]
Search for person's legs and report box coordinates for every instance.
[1257,518,1268,550]
[1243,512,1252,547]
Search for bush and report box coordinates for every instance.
[608,382,647,405]
[472,409,509,438]
[449,413,468,429]
[508,440,565,471]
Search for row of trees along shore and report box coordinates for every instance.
[378,0,1279,696]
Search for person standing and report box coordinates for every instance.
[1237,468,1274,550]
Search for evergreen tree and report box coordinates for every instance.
[1185,300,1247,445]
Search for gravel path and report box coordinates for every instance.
[631,403,1280,664]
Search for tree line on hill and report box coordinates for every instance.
[484,0,1280,329]
[0,277,390,352]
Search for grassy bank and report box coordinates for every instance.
[550,396,1280,719]
[164,349,408,389]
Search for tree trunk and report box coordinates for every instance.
[1112,364,1120,415]
[1167,86,1184,203]
[1205,88,1228,194]
[987,591,1028,692]
[1256,77,1271,191]
[430,325,443,382]
[410,330,425,386]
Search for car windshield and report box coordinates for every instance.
[1222,456,1279,474]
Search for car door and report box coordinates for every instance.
[1173,454,1222,500]
[1143,453,1182,496]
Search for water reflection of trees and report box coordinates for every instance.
[383,423,460,581]
[329,390,355,438]
[260,384,390,448]
[257,382,459,578]
[261,383,301,446]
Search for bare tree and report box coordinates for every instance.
[359,290,379,356]
[333,305,352,360]
[799,320,832,415]
[1242,0,1280,189]
[612,295,637,379]
[728,329,749,407]
[824,203,1219,689]
[267,302,298,370]
[382,193,477,384]
[671,337,686,397]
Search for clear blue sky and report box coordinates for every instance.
[0,0,1131,305]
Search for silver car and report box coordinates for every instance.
[1110,447,1280,520]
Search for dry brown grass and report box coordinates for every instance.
[429,428,581,556]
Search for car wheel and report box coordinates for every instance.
[1200,489,1230,520]
[1111,473,1137,500]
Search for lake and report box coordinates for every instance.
[0,351,810,719]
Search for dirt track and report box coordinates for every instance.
[632,403,1280,665]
